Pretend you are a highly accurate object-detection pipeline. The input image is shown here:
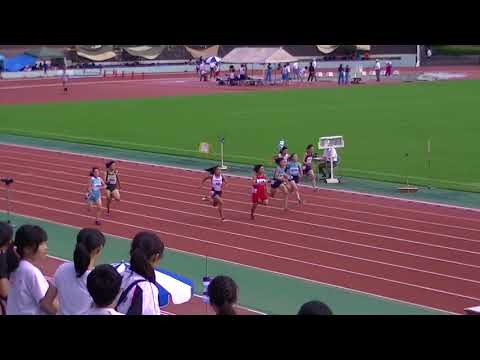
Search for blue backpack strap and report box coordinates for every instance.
[115,279,145,312]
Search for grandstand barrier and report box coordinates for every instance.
[0,55,415,80]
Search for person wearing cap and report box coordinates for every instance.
[374,59,381,82]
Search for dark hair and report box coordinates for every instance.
[275,157,284,166]
[306,144,314,151]
[205,166,220,175]
[105,161,115,169]
[280,146,288,153]
[129,231,164,282]
[87,264,122,307]
[0,222,13,248]
[6,225,48,274]
[253,164,264,173]
[207,275,238,315]
[289,153,297,161]
[297,301,333,315]
[90,167,99,177]
[73,228,106,278]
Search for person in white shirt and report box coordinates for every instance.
[84,264,123,315]
[43,228,106,315]
[292,62,300,80]
[116,231,165,315]
[374,59,381,82]
[319,142,338,178]
[312,58,317,70]
[5,225,58,315]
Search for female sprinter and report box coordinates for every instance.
[269,158,290,211]
[287,154,303,204]
[273,146,289,163]
[303,144,317,190]
[200,166,226,221]
[105,161,121,215]
[86,167,105,226]
[251,165,269,220]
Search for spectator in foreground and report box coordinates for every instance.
[298,300,333,315]
[0,222,14,315]
[5,225,58,315]
[85,264,123,315]
[207,275,238,315]
[116,231,165,315]
[43,228,106,315]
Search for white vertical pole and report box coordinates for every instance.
[330,154,334,180]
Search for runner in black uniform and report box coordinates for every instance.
[105,161,121,214]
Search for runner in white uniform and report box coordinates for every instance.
[200,166,227,220]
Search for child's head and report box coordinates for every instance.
[276,158,287,168]
[73,228,106,278]
[306,144,314,153]
[87,264,122,308]
[129,231,165,282]
[106,161,116,171]
[290,153,298,162]
[90,167,100,177]
[206,166,221,176]
[0,221,13,251]
[253,164,265,175]
[207,275,238,315]
[7,225,48,274]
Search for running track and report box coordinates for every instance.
[1,143,480,314]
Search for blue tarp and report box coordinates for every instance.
[4,54,37,72]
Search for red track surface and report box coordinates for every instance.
[2,66,480,105]
[1,144,480,314]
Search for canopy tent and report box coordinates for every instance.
[4,54,36,72]
[221,47,298,64]
[123,45,166,60]
[185,45,220,59]
[24,46,66,60]
[76,45,117,62]
[316,45,371,54]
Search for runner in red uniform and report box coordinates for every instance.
[251,165,269,220]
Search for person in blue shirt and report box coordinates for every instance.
[86,167,105,225]
[269,158,290,211]
[287,154,303,204]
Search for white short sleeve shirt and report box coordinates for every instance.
[6,260,49,315]
[53,262,93,315]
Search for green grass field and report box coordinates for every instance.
[432,45,480,56]
[1,80,480,192]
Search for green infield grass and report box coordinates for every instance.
[1,80,480,192]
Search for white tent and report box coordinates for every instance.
[222,47,297,64]
[316,45,371,54]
